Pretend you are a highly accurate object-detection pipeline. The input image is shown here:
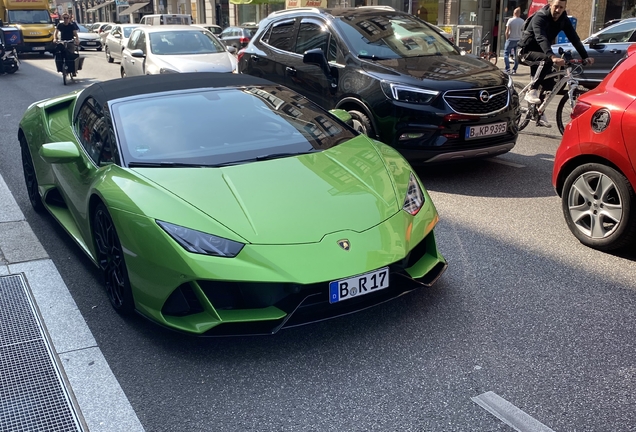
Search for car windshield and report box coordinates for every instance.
[334,13,456,58]
[123,27,138,38]
[77,25,88,33]
[111,86,356,167]
[8,10,51,24]
[149,30,226,54]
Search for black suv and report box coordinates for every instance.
[239,7,519,163]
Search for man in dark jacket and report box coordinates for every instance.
[518,0,594,126]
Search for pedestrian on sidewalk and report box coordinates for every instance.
[504,7,524,74]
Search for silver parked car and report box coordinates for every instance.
[105,24,141,63]
[121,25,238,77]
[552,18,636,88]
[77,24,103,51]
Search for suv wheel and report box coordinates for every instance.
[349,110,375,138]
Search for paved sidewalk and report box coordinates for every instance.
[0,173,144,432]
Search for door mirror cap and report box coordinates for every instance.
[130,49,145,58]
[39,142,80,164]
[227,46,237,54]
[588,36,600,47]
[303,48,332,79]
[329,109,352,125]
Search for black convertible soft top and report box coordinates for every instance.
[73,73,273,120]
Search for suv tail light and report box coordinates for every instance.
[570,100,592,121]
[239,37,249,44]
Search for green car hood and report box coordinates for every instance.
[134,137,399,245]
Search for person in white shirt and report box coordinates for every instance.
[504,7,524,74]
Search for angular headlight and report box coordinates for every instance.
[381,82,439,105]
[157,221,244,257]
[403,173,425,216]
[159,67,179,74]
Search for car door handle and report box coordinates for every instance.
[286,67,296,76]
[610,49,622,54]
[250,55,259,62]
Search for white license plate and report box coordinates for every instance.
[87,42,97,45]
[329,267,389,304]
[32,46,45,51]
[465,122,507,140]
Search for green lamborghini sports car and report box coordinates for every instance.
[18,73,447,335]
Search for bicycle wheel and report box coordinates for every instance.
[513,83,531,131]
[488,53,497,65]
[556,89,587,135]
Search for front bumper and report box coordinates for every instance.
[79,40,102,49]
[377,85,520,164]
[111,202,446,335]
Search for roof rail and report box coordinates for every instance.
[355,5,395,10]
[269,7,323,16]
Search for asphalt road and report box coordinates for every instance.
[2,51,636,431]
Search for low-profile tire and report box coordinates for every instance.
[92,203,135,315]
[556,89,587,135]
[20,135,45,213]
[348,110,376,138]
[96,47,102,51]
[120,67,126,78]
[105,46,113,62]
[562,163,636,251]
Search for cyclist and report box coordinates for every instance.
[518,0,593,127]
[55,14,79,76]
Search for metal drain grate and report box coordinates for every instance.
[0,274,84,432]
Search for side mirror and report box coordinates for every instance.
[115,33,122,38]
[39,142,80,163]
[227,46,236,54]
[588,36,600,48]
[130,49,145,58]
[329,109,352,125]
[303,48,332,80]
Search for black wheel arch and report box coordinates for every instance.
[335,98,379,134]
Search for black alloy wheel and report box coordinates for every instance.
[20,136,44,213]
[93,203,135,315]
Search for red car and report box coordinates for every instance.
[553,43,636,251]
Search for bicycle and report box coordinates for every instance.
[479,32,498,65]
[54,40,83,85]
[514,49,589,135]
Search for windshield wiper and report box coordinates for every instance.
[128,161,206,168]
[215,150,318,167]
[357,54,389,60]
[255,151,316,161]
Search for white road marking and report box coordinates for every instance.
[472,391,555,432]
[487,158,526,168]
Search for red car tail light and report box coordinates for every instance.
[239,37,249,44]
[237,48,246,63]
[570,100,592,121]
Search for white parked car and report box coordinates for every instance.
[121,25,238,77]
[105,24,141,63]
[76,24,103,51]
